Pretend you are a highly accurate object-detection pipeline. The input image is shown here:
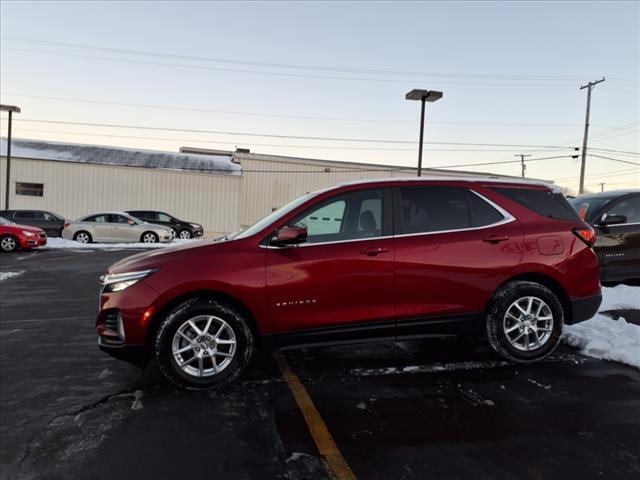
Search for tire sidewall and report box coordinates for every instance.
[487,282,564,362]
[155,298,253,390]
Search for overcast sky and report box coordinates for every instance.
[1,1,638,193]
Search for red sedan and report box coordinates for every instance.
[0,216,47,252]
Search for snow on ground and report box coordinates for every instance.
[44,237,199,250]
[0,271,24,281]
[563,284,640,370]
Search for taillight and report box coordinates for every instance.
[573,226,596,247]
[64,222,71,228]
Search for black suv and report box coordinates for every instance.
[0,209,66,237]
[125,211,203,239]
[570,190,640,283]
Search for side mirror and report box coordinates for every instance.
[271,226,307,246]
[598,213,626,226]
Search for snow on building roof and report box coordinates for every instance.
[0,138,242,175]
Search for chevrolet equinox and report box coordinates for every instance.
[97,177,602,389]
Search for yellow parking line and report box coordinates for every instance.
[274,352,357,480]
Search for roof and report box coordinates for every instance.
[339,175,561,191]
[574,189,640,199]
[1,138,241,175]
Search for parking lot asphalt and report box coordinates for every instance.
[1,248,639,480]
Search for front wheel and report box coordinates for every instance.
[178,229,192,240]
[74,231,92,244]
[141,232,159,243]
[486,281,564,363]
[154,298,254,390]
[0,235,18,252]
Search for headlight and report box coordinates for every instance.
[100,269,158,293]
[190,223,201,229]
[22,230,36,237]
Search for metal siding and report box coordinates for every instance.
[1,158,240,235]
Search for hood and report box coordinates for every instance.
[107,237,231,274]
[7,223,44,234]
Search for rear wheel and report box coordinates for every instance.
[141,231,159,243]
[155,298,254,390]
[74,231,92,244]
[486,281,563,363]
[0,235,18,252]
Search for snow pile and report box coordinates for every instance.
[44,237,199,250]
[0,271,24,281]
[563,284,640,369]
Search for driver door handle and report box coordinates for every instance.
[359,246,389,256]
[483,234,510,244]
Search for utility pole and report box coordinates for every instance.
[599,182,605,192]
[579,77,605,194]
[515,154,532,178]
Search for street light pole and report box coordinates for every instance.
[1,104,21,210]
[405,89,443,177]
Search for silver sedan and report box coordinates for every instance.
[62,212,173,244]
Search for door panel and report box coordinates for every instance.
[594,195,640,281]
[266,187,394,335]
[267,238,394,334]
[393,186,524,334]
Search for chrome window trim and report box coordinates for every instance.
[261,188,515,249]
[598,221,640,227]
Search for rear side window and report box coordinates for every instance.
[14,211,35,219]
[493,187,579,221]
[397,187,505,234]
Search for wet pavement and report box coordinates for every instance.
[1,249,639,479]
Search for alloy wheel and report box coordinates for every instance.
[1,237,17,251]
[75,232,90,244]
[171,315,236,378]
[179,230,192,240]
[503,296,554,352]
[143,233,157,243]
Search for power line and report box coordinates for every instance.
[1,93,603,128]
[1,36,591,83]
[588,147,640,157]
[588,154,640,167]
[2,46,581,88]
[0,125,581,153]
[10,118,578,148]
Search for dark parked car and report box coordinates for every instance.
[126,211,203,239]
[99,177,601,390]
[0,209,66,237]
[570,190,640,283]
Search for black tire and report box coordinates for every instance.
[486,281,564,363]
[73,231,92,244]
[154,298,254,390]
[0,234,19,252]
[178,229,192,240]
[141,231,159,243]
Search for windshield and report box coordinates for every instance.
[231,191,321,240]
[569,196,615,221]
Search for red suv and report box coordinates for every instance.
[97,177,601,389]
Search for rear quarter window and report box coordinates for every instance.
[492,187,579,221]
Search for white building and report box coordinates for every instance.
[1,138,522,235]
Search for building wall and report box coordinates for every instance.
[0,157,240,235]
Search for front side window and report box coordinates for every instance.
[397,187,504,235]
[43,212,59,221]
[292,189,383,244]
[158,213,173,222]
[606,196,640,224]
[15,182,44,197]
[112,215,134,224]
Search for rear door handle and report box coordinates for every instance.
[359,246,389,256]
[483,234,510,244]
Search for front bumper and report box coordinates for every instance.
[98,339,150,368]
[193,228,204,238]
[19,235,47,249]
[569,293,602,324]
